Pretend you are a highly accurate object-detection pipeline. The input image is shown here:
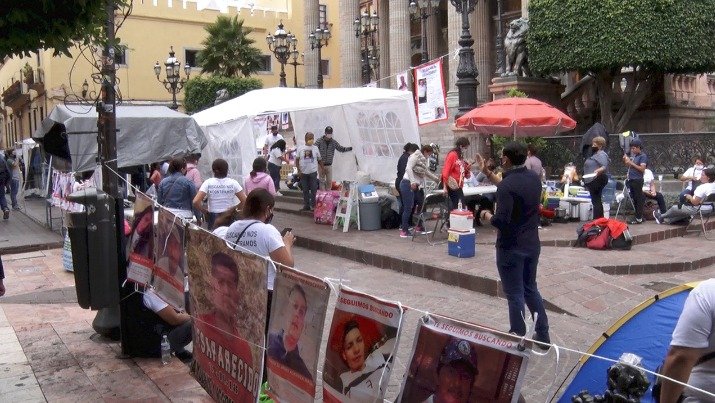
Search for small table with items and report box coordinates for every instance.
[560,196,591,221]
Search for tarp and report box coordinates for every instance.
[33,105,207,172]
[558,283,698,402]
[192,87,421,184]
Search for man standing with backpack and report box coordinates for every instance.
[0,151,12,219]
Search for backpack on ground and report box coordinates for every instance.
[575,218,632,250]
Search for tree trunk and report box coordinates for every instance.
[595,69,653,133]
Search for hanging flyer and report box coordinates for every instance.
[126,193,154,286]
[152,208,186,310]
[414,59,448,125]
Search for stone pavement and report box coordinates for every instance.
[0,202,62,255]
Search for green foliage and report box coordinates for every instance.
[198,16,263,77]
[184,76,263,113]
[506,88,528,98]
[529,0,715,75]
[0,0,129,58]
[490,136,546,157]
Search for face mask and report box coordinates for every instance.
[306,140,314,146]
[695,164,704,170]
[591,146,599,152]
[265,210,274,224]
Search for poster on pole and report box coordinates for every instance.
[396,71,411,91]
[397,314,530,403]
[126,192,154,286]
[265,267,330,402]
[152,208,186,310]
[322,287,405,403]
[186,227,267,403]
[414,59,448,125]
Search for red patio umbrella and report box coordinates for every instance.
[455,97,577,138]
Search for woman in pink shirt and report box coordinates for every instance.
[244,157,276,196]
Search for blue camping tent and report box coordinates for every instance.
[558,283,697,402]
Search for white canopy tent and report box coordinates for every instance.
[33,105,207,172]
[191,87,421,184]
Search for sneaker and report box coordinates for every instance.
[399,230,413,238]
[533,332,551,351]
[627,218,643,225]
[415,225,425,233]
[275,191,283,196]
[652,210,662,224]
[2,209,8,220]
[12,206,21,211]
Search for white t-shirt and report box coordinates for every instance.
[670,278,715,401]
[296,145,321,174]
[223,219,284,290]
[143,288,168,313]
[199,177,243,213]
[694,182,715,212]
[265,133,284,150]
[268,148,284,166]
[684,166,704,190]
[642,169,655,192]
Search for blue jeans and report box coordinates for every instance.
[267,162,281,191]
[496,248,549,337]
[399,179,415,232]
[9,178,19,208]
[0,178,8,211]
[299,172,319,209]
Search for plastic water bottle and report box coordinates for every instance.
[161,334,171,365]
[457,201,463,211]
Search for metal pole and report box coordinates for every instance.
[421,12,429,64]
[454,0,479,118]
[279,62,287,87]
[293,63,298,88]
[170,87,178,110]
[317,45,324,89]
[495,0,505,75]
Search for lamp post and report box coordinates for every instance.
[153,46,190,110]
[266,22,290,88]
[353,8,379,85]
[494,0,505,75]
[286,34,304,88]
[410,0,441,64]
[309,23,331,89]
[449,0,478,118]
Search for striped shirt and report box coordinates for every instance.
[314,136,351,166]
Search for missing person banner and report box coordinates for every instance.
[414,59,448,125]
[396,71,410,91]
[186,227,267,403]
[126,193,154,286]
[266,268,330,402]
[322,287,405,403]
[398,314,530,403]
[152,208,186,310]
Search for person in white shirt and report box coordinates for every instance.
[399,145,439,238]
[267,139,288,196]
[192,158,247,230]
[679,157,705,204]
[295,132,322,211]
[642,168,667,215]
[654,167,715,224]
[263,125,285,156]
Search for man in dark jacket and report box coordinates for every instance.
[314,126,352,190]
[478,141,550,350]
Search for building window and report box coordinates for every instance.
[258,55,272,73]
[319,4,327,28]
[114,47,127,66]
[185,49,199,68]
[320,59,330,76]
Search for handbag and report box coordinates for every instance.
[447,176,460,190]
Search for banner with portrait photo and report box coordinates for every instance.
[126,192,154,286]
[414,59,448,125]
[186,227,267,403]
[396,71,411,91]
[152,208,186,310]
[322,287,405,403]
[265,267,330,402]
[398,314,530,403]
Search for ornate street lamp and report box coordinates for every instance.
[354,8,379,85]
[410,0,441,64]
[449,0,478,118]
[494,0,505,75]
[153,46,190,110]
[266,21,290,88]
[286,34,304,88]
[309,23,331,89]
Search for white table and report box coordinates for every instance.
[560,197,591,219]
[430,185,498,197]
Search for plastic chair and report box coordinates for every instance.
[412,191,449,245]
[685,193,715,240]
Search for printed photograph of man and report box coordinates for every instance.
[128,204,154,258]
[198,252,242,335]
[418,78,428,104]
[428,338,479,403]
[153,215,187,310]
[267,284,312,380]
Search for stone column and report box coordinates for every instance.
[521,0,529,18]
[303,0,319,88]
[378,0,390,88]
[426,5,440,61]
[473,0,492,102]
[389,0,411,88]
[339,0,361,87]
[446,4,461,104]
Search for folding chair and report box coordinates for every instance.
[614,180,636,221]
[412,191,449,245]
[685,193,715,240]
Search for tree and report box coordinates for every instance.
[198,16,262,78]
[0,0,129,58]
[528,0,715,133]
[184,76,262,113]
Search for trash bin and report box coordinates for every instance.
[66,187,120,310]
[358,184,381,231]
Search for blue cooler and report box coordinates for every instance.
[448,229,475,258]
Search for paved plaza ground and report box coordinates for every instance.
[1,195,714,401]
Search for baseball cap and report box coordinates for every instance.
[325,126,333,134]
[271,125,278,130]
[440,338,478,371]
[629,138,642,147]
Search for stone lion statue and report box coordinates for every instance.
[503,18,531,77]
[214,88,230,105]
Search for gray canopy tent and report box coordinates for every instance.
[33,104,207,172]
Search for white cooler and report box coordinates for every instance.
[579,203,593,221]
[449,210,474,231]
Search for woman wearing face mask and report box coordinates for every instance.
[441,137,472,211]
[222,188,295,297]
[582,136,610,219]
[679,157,705,205]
